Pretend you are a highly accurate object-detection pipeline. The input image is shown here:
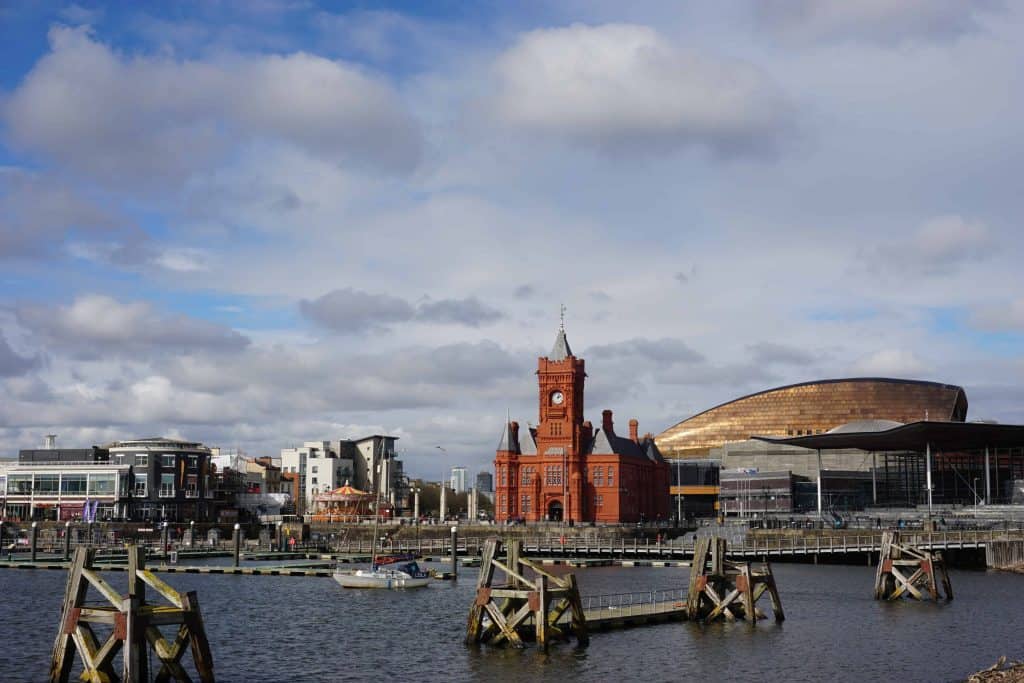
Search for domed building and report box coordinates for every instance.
[656,378,967,460]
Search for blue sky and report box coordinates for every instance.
[1,1,1023,479]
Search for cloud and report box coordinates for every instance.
[300,288,502,333]
[2,25,422,188]
[863,215,993,277]
[587,338,705,365]
[970,298,1024,333]
[0,334,40,377]
[491,23,793,157]
[16,294,250,359]
[755,0,1001,45]
[415,297,502,326]
[0,168,127,259]
[849,349,929,376]
[748,341,818,366]
[514,284,536,299]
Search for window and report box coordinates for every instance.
[188,456,198,469]
[545,466,562,486]
[134,474,148,497]
[8,474,32,494]
[594,495,603,510]
[521,467,532,486]
[311,465,319,474]
[593,467,604,487]
[33,474,59,494]
[88,474,116,495]
[521,494,531,513]
[162,454,176,468]
[135,454,148,467]
[607,467,614,487]
[312,477,318,485]
[61,474,87,494]
[551,422,562,436]
[185,475,198,498]
[160,473,175,497]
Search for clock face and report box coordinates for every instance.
[551,391,564,405]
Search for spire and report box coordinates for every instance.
[549,306,573,360]
[497,420,514,452]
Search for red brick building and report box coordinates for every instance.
[494,327,670,524]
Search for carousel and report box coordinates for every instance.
[311,482,375,523]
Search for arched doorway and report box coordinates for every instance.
[547,500,563,522]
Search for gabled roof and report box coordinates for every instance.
[497,422,516,452]
[586,428,666,462]
[520,428,537,455]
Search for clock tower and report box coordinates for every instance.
[535,324,586,522]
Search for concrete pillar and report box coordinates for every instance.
[0,522,4,555]
[440,486,448,521]
[816,449,823,519]
[276,521,283,551]
[470,487,477,521]
[985,447,992,504]
[161,522,169,557]
[413,490,420,520]
[30,522,38,562]
[926,442,933,515]
[233,523,242,567]
[64,521,72,561]
[871,452,877,505]
[450,525,458,580]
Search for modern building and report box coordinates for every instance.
[107,438,214,521]
[450,466,468,493]
[657,378,967,459]
[476,471,494,493]
[493,326,670,524]
[656,378,969,515]
[281,435,402,514]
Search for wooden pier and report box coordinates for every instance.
[686,537,784,623]
[874,531,953,601]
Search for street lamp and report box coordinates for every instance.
[973,477,981,508]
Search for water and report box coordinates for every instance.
[1,561,1022,682]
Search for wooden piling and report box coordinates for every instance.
[686,536,784,623]
[48,544,215,682]
[466,538,588,650]
[873,531,952,601]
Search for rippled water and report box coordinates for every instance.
[1,560,1022,682]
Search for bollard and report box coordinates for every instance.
[233,523,242,567]
[87,521,94,547]
[276,522,283,552]
[450,526,458,580]
[30,521,38,562]
[0,521,5,555]
[189,520,196,549]
[64,521,72,561]
[161,522,170,558]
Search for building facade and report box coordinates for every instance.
[476,471,494,493]
[493,327,670,524]
[107,438,214,521]
[450,466,467,493]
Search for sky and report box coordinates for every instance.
[0,1,1022,481]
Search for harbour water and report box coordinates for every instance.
[1,561,1022,682]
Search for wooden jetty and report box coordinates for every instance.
[874,531,953,601]
[686,537,784,623]
[466,538,589,651]
[49,545,214,682]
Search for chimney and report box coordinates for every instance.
[511,421,519,439]
[629,419,639,444]
[602,409,614,435]
[44,434,57,449]
[582,420,593,442]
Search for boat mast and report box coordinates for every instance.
[370,458,382,569]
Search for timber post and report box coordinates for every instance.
[873,531,952,601]
[451,526,458,580]
[30,521,38,562]
[48,543,215,682]
[465,538,588,650]
[233,523,241,567]
[63,522,71,561]
[686,536,784,623]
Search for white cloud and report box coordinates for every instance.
[2,25,422,188]
[16,295,250,358]
[849,349,929,376]
[971,298,1024,332]
[490,23,792,156]
[756,0,1001,45]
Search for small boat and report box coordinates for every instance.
[333,561,431,589]
[332,472,430,589]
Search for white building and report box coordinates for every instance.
[450,466,468,494]
[281,436,405,513]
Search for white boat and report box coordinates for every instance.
[333,563,431,590]
[332,466,431,590]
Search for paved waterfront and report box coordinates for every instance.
[2,561,1022,682]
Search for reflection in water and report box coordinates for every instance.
[0,561,1021,682]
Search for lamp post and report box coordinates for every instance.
[436,446,448,520]
[973,477,981,509]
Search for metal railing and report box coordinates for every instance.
[581,588,687,618]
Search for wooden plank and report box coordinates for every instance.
[535,575,548,653]
[182,591,215,683]
[49,546,94,683]
[137,570,185,609]
[465,539,499,645]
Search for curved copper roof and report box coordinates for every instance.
[655,377,968,459]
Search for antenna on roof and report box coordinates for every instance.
[559,303,566,331]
